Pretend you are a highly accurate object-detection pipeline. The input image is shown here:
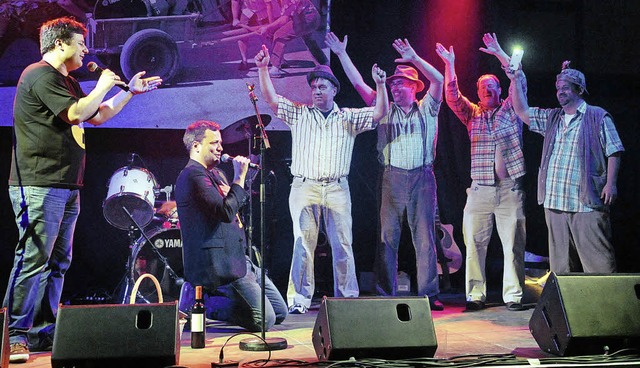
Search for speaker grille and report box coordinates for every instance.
[312,297,437,360]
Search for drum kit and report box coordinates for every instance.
[103,154,183,304]
[103,116,271,304]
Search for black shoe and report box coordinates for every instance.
[506,302,526,311]
[429,298,444,311]
[465,300,486,311]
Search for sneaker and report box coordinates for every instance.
[10,342,29,363]
[288,304,308,314]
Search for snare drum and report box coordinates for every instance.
[103,167,158,230]
[130,226,184,302]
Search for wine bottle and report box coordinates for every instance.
[190,285,205,349]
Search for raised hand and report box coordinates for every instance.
[392,38,418,63]
[479,33,504,56]
[255,44,270,68]
[435,43,455,65]
[371,63,386,85]
[325,32,348,56]
[128,71,162,95]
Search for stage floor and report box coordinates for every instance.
[17,292,640,367]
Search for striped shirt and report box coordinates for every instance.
[277,95,377,180]
[377,92,441,169]
[529,102,624,212]
[445,77,526,185]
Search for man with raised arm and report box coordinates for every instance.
[325,33,445,311]
[435,33,527,312]
[507,61,623,275]
[255,44,388,313]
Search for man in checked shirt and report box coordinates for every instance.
[255,45,389,314]
[436,33,528,312]
[508,61,623,277]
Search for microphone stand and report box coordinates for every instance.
[239,83,287,351]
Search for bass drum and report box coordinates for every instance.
[130,226,184,303]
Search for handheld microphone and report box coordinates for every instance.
[221,154,261,169]
[87,62,130,92]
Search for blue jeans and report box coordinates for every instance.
[376,166,439,298]
[4,186,79,347]
[210,258,288,332]
[463,179,526,303]
[287,177,359,308]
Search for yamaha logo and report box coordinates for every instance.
[154,238,182,249]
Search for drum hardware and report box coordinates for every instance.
[158,185,174,201]
[119,206,184,303]
[104,154,183,303]
[220,114,271,145]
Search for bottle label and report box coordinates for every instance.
[191,313,204,333]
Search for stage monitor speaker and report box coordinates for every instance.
[529,273,640,356]
[312,297,437,361]
[1,308,8,368]
[51,302,180,368]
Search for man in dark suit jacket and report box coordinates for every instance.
[175,120,287,331]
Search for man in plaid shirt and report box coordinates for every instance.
[436,34,527,312]
[508,61,624,275]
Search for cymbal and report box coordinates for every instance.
[221,114,271,144]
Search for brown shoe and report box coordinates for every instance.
[9,342,29,363]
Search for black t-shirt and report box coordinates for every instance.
[9,60,87,189]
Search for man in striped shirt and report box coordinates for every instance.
[436,33,527,312]
[508,61,624,275]
[325,33,445,311]
[255,45,389,314]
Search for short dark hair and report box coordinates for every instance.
[183,120,221,151]
[40,17,88,55]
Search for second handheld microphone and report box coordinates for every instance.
[221,154,261,169]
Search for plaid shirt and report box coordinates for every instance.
[445,77,526,185]
[529,102,624,212]
[277,95,376,180]
[377,93,441,169]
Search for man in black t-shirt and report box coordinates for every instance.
[5,17,161,364]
